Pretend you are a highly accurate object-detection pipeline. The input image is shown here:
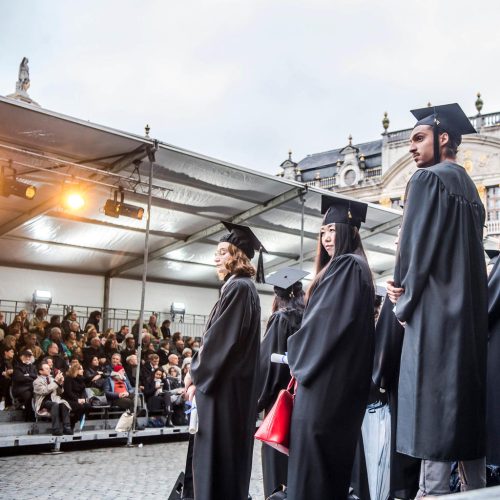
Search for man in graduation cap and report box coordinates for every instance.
[387,103,488,495]
[184,221,265,500]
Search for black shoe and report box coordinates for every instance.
[165,417,175,428]
[52,429,63,436]
[63,427,74,435]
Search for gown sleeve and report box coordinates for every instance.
[488,258,500,332]
[190,280,255,395]
[257,312,292,412]
[287,255,367,387]
[395,169,449,323]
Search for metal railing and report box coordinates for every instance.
[487,220,500,236]
[365,167,382,179]
[0,299,269,339]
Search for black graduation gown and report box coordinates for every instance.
[487,257,500,465]
[287,254,374,500]
[257,308,303,498]
[190,275,261,500]
[372,296,420,499]
[395,162,488,461]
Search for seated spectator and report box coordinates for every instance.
[181,358,191,383]
[120,334,136,364]
[104,338,119,362]
[182,347,192,360]
[41,326,63,354]
[29,307,47,336]
[103,364,134,412]
[108,352,123,373]
[83,325,98,346]
[157,339,170,366]
[160,319,171,339]
[148,315,160,340]
[61,310,79,337]
[83,356,107,393]
[140,332,156,362]
[83,336,105,366]
[85,310,102,333]
[0,346,15,409]
[167,365,182,383]
[71,346,84,364]
[132,319,151,340]
[46,343,69,373]
[125,354,140,388]
[18,309,30,332]
[162,353,179,373]
[44,315,61,338]
[62,331,78,358]
[68,320,83,342]
[12,349,37,421]
[9,326,22,345]
[22,333,43,361]
[103,328,115,340]
[143,368,174,427]
[116,325,129,344]
[63,362,91,426]
[170,338,185,358]
[33,361,72,435]
[185,337,195,349]
[192,340,200,354]
[1,335,18,357]
[141,353,161,382]
[0,312,8,340]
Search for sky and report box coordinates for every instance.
[1,0,499,175]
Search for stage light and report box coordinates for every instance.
[62,185,86,210]
[170,302,186,323]
[0,168,37,200]
[103,189,144,220]
[32,289,52,311]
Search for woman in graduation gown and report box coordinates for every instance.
[185,221,264,500]
[486,251,500,468]
[287,197,375,500]
[257,267,307,497]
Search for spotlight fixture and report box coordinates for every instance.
[32,289,52,312]
[62,184,85,210]
[170,302,186,323]
[104,189,144,220]
[0,166,36,200]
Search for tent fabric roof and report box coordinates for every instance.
[0,96,401,291]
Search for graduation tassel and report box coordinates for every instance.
[256,247,265,284]
[433,119,441,165]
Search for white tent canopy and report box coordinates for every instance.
[0,96,401,296]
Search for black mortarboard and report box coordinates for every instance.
[219,221,267,283]
[321,196,367,229]
[266,267,309,290]
[486,249,499,266]
[411,103,476,165]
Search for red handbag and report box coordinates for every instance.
[254,377,297,456]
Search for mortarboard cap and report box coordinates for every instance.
[219,221,267,283]
[321,196,367,228]
[411,103,476,138]
[265,267,309,290]
[486,249,499,266]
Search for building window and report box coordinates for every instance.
[487,186,500,221]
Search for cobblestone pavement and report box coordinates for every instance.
[0,438,265,500]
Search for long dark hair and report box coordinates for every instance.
[305,222,369,302]
[271,282,306,314]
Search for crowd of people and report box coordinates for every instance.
[0,309,196,434]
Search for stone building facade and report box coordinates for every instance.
[278,95,500,240]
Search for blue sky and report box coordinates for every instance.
[1,0,499,174]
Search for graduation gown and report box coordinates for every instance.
[487,257,500,465]
[395,162,488,461]
[257,308,303,497]
[190,275,261,500]
[287,253,374,500]
[372,296,420,499]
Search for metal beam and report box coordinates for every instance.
[109,186,307,277]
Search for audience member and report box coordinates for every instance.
[85,310,102,333]
[0,312,8,340]
[170,338,185,358]
[116,325,129,344]
[61,311,79,336]
[160,319,171,339]
[83,355,107,392]
[44,315,61,338]
[104,338,119,362]
[182,347,192,360]
[157,339,170,366]
[22,333,43,361]
[83,337,105,366]
[143,368,174,427]
[29,308,47,336]
[148,315,160,339]
[124,354,140,388]
[120,334,136,364]
[41,327,63,353]
[63,362,91,427]
[12,349,37,421]
[0,346,15,409]
[1,335,17,356]
[33,362,72,435]
[103,364,134,412]
[46,343,68,373]
[162,353,179,373]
